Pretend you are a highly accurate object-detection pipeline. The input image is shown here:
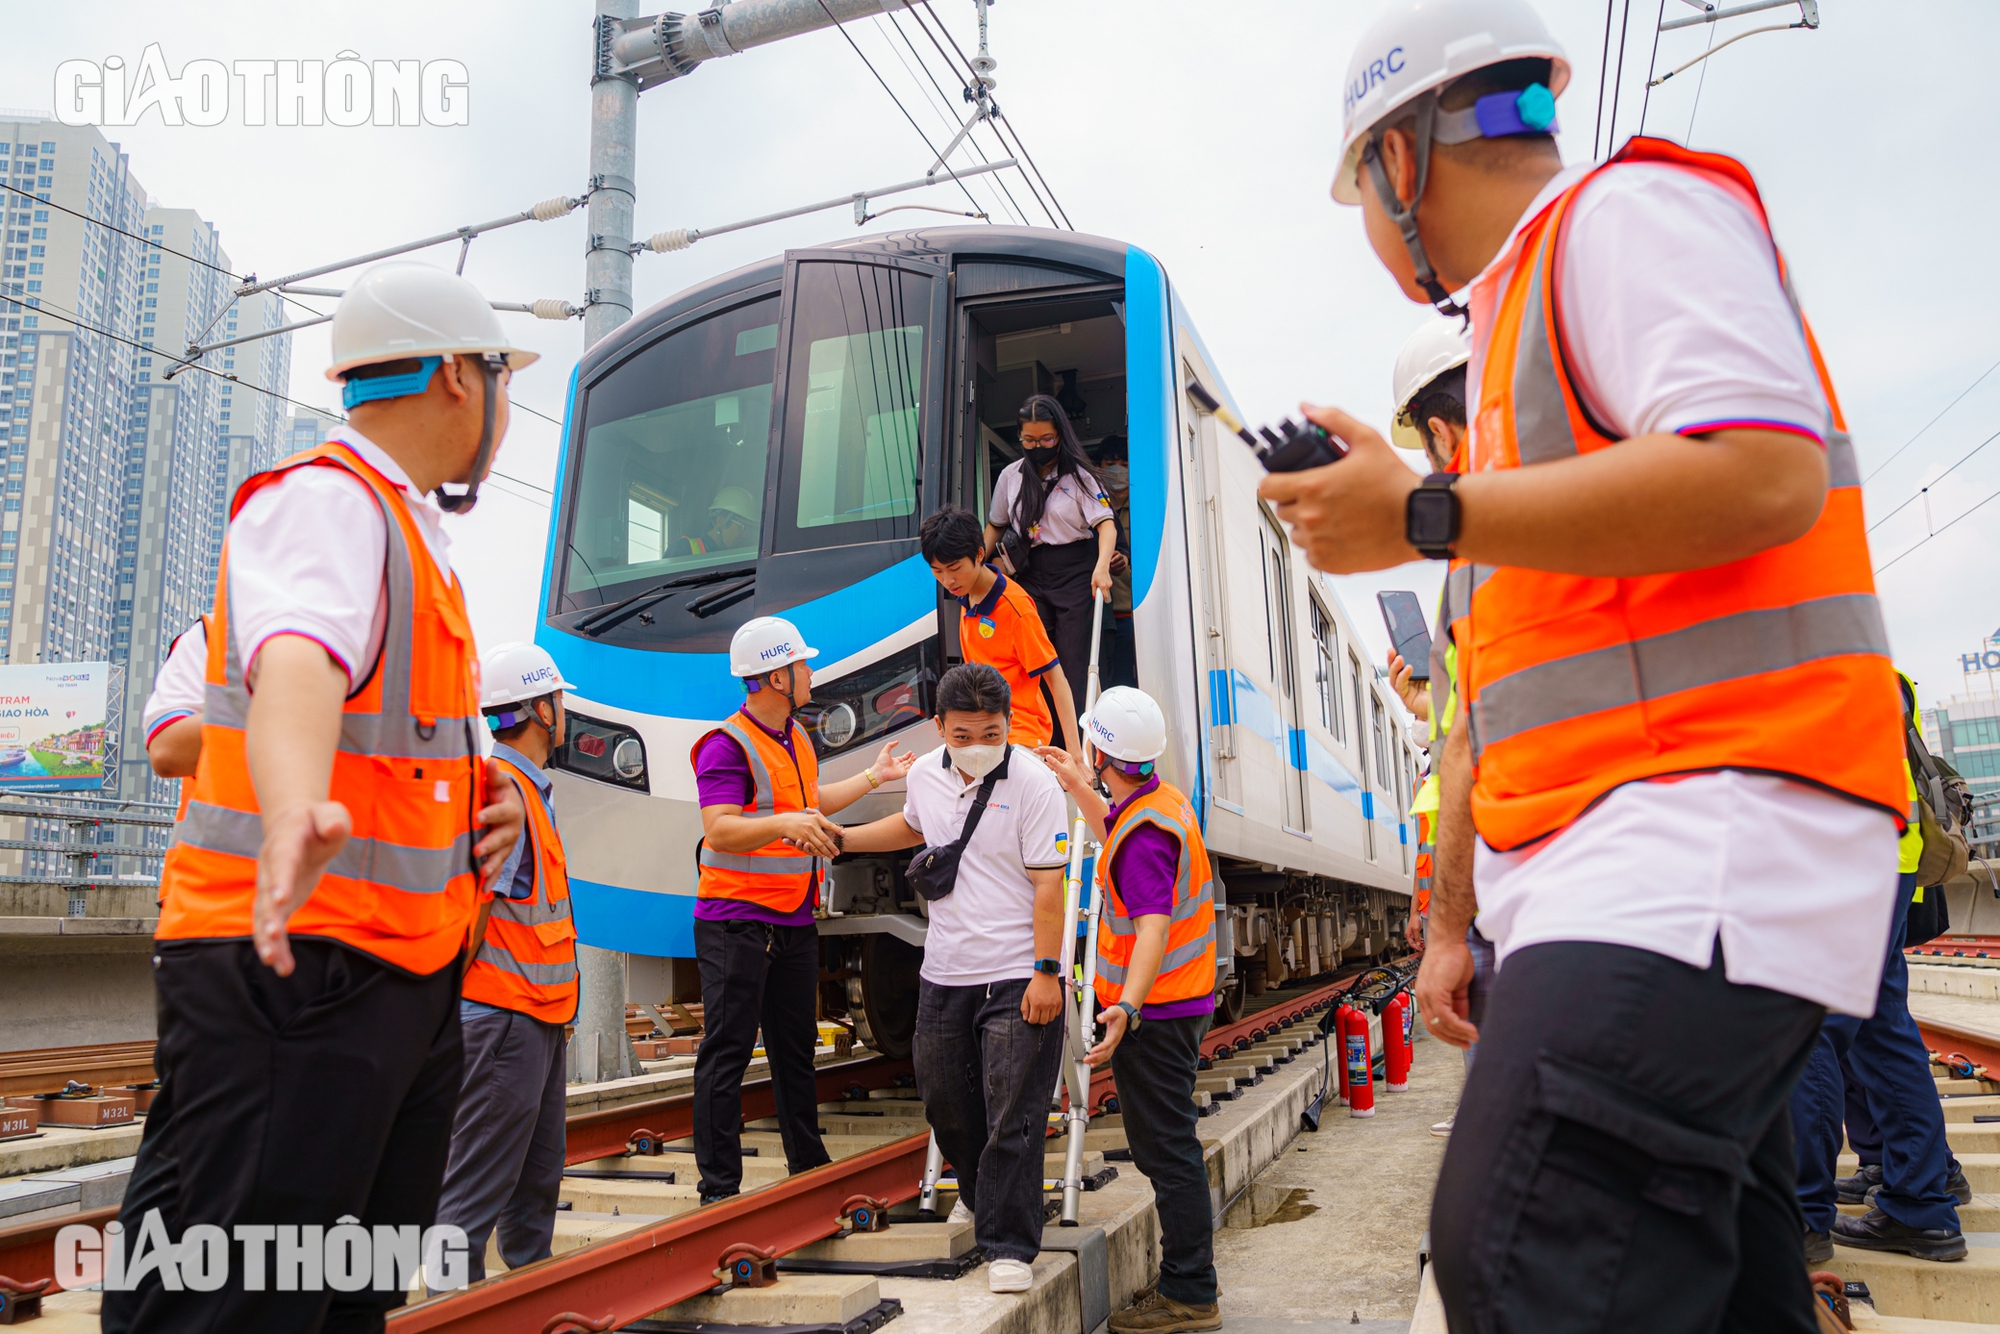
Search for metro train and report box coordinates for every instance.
[533,226,1420,1058]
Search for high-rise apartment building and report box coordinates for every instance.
[0,117,294,817]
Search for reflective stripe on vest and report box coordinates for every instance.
[689,713,821,913]
[1093,784,1217,1007]
[154,441,483,975]
[463,755,579,1023]
[1460,137,1906,852]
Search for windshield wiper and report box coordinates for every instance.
[575,565,757,637]
[687,574,757,619]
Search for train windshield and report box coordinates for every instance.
[558,294,781,611]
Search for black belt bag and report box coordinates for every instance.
[906,769,1001,902]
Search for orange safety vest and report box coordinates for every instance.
[1412,807,1434,917]
[1461,137,1906,852]
[462,755,579,1023]
[690,712,821,914]
[156,441,486,975]
[1094,782,1217,1009]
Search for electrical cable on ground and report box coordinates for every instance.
[809,0,986,219]
[915,1,1073,229]
[1862,354,2000,485]
[873,13,1027,226]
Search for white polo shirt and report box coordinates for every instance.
[226,430,454,688]
[1463,161,1897,1018]
[903,743,1069,987]
[143,618,207,744]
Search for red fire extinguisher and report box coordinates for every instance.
[1334,1002,1357,1105]
[1343,1006,1375,1118]
[1383,992,1412,1092]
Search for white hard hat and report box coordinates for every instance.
[1333,0,1571,206]
[480,642,574,710]
[729,616,819,678]
[324,262,541,382]
[1081,686,1168,764]
[1390,319,1472,452]
[709,486,759,524]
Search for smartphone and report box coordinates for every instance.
[1377,591,1431,682]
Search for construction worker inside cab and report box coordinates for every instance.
[1038,687,1220,1334]
[108,261,532,1333]
[431,643,582,1289]
[670,485,760,558]
[689,615,916,1204]
[1258,0,1908,1323]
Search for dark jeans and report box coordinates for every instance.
[1431,941,1824,1334]
[1110,1013,1215,1305]
[912,977,1065,1263]
[1464,922,1495,1073]
[691,918,829,1199]
[103,938,463,1334]
[433,1005,568,1284]
[1790,873,1961,1234]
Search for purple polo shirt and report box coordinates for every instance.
[1105,777,1213,1021]
[694,712,818,927]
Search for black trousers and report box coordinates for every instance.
[911,978,1065,1262]
[1110,1013,1215,1305]
[102,938,463,1334]
[1018,537,1098,743]
[1430,942,1824,1334]
[432,1005,568,1284]
[690,918,829,1199]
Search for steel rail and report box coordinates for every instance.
[1916,1017,2000,1077]
[389,1133,932,1332]
[0,1040,157,1098]
[564,1052,911,1165]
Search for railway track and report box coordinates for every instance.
[0,971,1365,1329]
[0,1041,155,1099]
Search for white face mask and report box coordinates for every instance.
[947,743,1007,780]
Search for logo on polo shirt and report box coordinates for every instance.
[977,616,995,639]
[1056,831,1068,855]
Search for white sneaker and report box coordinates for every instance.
[989,1257,1034,1293]
[1430,1117,1454,1138]
[949,1199,974,1225]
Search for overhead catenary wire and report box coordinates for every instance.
[1603,0,1636,155]
[1684,21,1720,140]
[1637,0,1669,135]
[899,2,1058,228]
[914,0,1073,230]
[1592,0,1619,159]
[808,0,987,220]
[1865,425,2000,537]
[876,11,1030,227]
[1874,476,2000,576]
[1861,354,2000,485]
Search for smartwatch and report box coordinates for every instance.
[1115,1000,1142,1031]
[1406,472,1461,560]
[1034,958,1062,976]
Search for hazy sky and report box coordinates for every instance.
[6,1,1996,708]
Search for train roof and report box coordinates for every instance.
[580,225,1142,380]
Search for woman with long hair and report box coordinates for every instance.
[983,394,1117,747]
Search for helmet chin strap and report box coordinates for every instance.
[436,354,507,514]
[1363,96,1469,321]
[772,663,804,715]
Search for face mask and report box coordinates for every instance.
[1022,444,1058,469]
[948,743,1007,779]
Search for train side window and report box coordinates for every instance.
[1310,596,1340,740]
[1370,693,1393,792]
[773,262,931,552]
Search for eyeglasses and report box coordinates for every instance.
[1020,434,1059,447]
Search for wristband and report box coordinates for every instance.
[1034,958,1061,975]
[864,767,880,790]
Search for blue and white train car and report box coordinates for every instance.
[536,228,1419,1054]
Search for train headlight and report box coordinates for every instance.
[818,702,859,749]
[612,737,647,780]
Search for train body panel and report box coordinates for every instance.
[534,226,1416,1022]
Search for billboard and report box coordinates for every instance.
[0,662,112,791]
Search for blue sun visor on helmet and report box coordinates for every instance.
[341,356,443,410]
[1432,83,1559,146]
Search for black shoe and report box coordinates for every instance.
[1861,1166,1975,1209]
[1804,1229,1834,1265]
[1831,1207,1967,1261]
[1835,1163,1882,1205]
